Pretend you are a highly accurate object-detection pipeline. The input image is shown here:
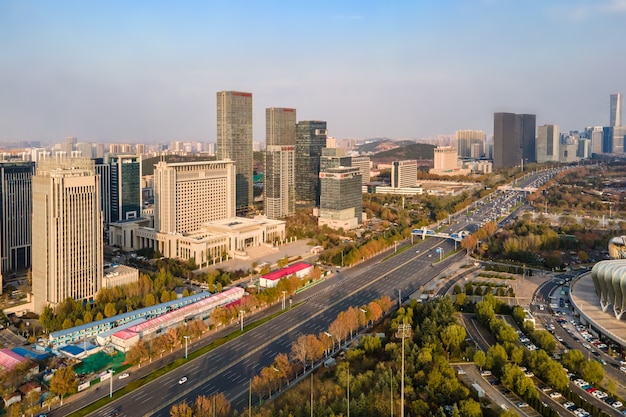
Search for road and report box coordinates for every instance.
[54,168,560,417]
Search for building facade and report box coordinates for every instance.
[320,148,351,172]
[264,145,295,219]
[611,93,623,127]
[391,160,418,188]
[350,156,371,185]
[0,162,35,276]
[493,112,536,169]
[266,108,296,146]
[154,160,236,235]
[319,167,362,230]
[93,159,111,225]
[32,158,103,313]
[536,125,560,163]
[108,154,142,222]
[295,120,327,205]
[217,91,253,214]
[456,130,484,159]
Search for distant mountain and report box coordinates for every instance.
[357,139,435,164]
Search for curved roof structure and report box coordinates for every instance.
[591,260,626,319]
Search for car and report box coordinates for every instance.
[524,371,534,377]
[428,254,432,258]
[480,370,491,376]
[517,402,529,408]
[540,386,552,393]
[613,401,623,409]
[550,392,562,399]
[118,372,130,379]
[178,376,187,384]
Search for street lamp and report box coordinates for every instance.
[281,290,287,310]
[324,331,333,355]
[184,335,190,359]
[239,310,245,332]
[437,247,443,261]
[395,323,412,417]
[108,369,115,398]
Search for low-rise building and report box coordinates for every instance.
[259,263,313,288]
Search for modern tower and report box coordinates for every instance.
[319,167,362,230]
[320,148,351,172]
[536,125,560,163]
[32,158,103,313]
[455,130,484,159]
[93,158,111,225]
[295,120,327,205]
[350,156,371,186]
[266,108,296,146]
[611,93,623,127]
[264,145,295,219]
[0,161,35,277]
[493,113,536,169]
[108,154,142,222]
[217,91,253,214]
[153,160,236,234]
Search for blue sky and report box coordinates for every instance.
[1,0,625,143]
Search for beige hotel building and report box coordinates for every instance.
[110,159,286,268]
[32,158,103,313]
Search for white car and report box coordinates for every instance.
[178,376,187,384]
[549,392,562,399]
[612,401,623,409]
[118,373,130,379]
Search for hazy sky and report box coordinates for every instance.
[1,0,625,144]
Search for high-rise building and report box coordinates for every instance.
[536,125,560,163]
[264,108,296,218]
[295,121,327,205]
[108,154,142,222]
[319,167,362,230]
[493,113,536,169]
[320,148,351,172]
[217,91,253,214]
[391,160,418,188]
[350,156,371,186]
[32,158,103,313]
[433,147,458,171]
[266,108,296,146]
[456,130,484,159]
[611,93,623,127]
[93,158,112,225]
[154,160,236,234]
[603,126,626,154]
[0,162,35,277]
[264,145,295,219]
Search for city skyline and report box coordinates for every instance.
[1,1,625,143]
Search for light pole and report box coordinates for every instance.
[395,323,412,417]
[108,369,115,398]
[437,247,443,261]
[184,335,190,359]
[281,290,287,310]
[324,331,333,355]
[239,310,245,332]
[394,241,398,253]
[359,308,368,327]
[397,289,402,308]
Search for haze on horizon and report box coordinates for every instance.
[1,0,625,144]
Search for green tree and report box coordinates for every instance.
[441,324,466,358]
[50,366,77,405]
[486,343,508,373]
[458,398,482,417]
[473,350,486,371]
[580,360,604,384]
[104,302,117,318]
[144,293,156,307]
[61,318,73,330]
[95,311,104,321]
[83,311,93,324]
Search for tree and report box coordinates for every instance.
[144,293,156,307]
[62,318,73,330]
[194,393,231,417]
[441,324,466,358]
[458,398,482,417]
[486,343,507,373]
[83,310,93,324]
[290,335,309,374]
[170,401,193,417]
[95,311,104,321]
[127,342,148,367]
[580,360,604,384]
[473,350,486,371]
[50,366,77,405]
[104,302,117,318]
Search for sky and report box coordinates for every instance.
[1,0,625,144]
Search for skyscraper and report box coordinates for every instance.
[93,158,111,225]
[536,125,560,163]
[455,130,484,159]
[391,160,418,188]
[264,145,295,219]
[320,148,351,172]
[493,113,536,169]
[264,108,296,218]
[266,108,296,146]
[295,120,327,205]
[0,161,35,277]
[109,154,142,222]
[611,93,623,127]
[32,158,103,313]
[350,156,371,186]
[217,91,253,214]
[319,167,362,230]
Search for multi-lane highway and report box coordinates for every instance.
[52,168,561,417]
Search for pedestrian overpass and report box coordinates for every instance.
[411,227,470,242]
